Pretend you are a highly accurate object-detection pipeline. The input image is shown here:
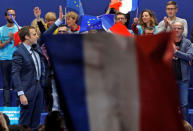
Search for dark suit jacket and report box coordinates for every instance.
[12,43,47,101]
[175,37,193,81]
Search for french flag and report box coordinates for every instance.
[44,32,185,131]
[119,0,139,13]
[110,0,139,13]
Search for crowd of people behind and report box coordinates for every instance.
[0,0,193,130]
[0,111,66,131]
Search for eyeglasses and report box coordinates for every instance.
[166,8,176,11]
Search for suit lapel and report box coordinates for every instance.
[20,43,32,58]
[20,43,37,71]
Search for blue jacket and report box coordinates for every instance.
[175,37,193,81]
[12,43,47,101]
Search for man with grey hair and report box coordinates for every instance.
[172,21,193,121]
[158,1,188,37]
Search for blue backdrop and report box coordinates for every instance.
[0,0,192,37]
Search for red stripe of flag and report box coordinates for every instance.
[136,32,185,131]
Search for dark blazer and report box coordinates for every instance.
[12,43,47,101]
[175,37,193,81]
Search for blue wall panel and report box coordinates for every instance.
[0,0,192,38]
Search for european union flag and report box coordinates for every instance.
[80,15,103,33]
[99,14,115,31]
[66,0,84,16]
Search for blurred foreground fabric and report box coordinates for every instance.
[44,32,185,131]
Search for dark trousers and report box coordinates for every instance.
[0,60,12,106]
[177,80,189,121]
[19,83,43,130]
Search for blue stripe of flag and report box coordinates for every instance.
[43,35,90,131]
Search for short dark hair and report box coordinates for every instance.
[19,26,35,42]
[115,12,126,20]
[144,26,155,31]
[44,111,65,131]
[166,1,178,8]
[59,24,68,28]
[5,8,14,16]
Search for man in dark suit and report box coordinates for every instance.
[12,26,47,129]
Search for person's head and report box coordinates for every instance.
[114,12,127,25]
[36,124,45,131]
[8,125,22,131]
[2,114,10,126]
[172,21,184,38]
[45,12,56,28]
[138,9,158,28]
[21,125,31,131]
[66,11,79,28]
[19,26,38,45]
[44,111,65,131]
[31,18,45,37]
[0,113,8,131]
[5,8,16,24]
[166,1,178,18]
[58,24,69,34]
[184,120,193,131]
[143,27,155,35]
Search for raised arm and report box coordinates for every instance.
[33,6,46,33]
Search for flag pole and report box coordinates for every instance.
[136,8,139,18]
[65,7,67,25]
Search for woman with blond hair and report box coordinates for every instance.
[31,18,45,37]
[33,7,58,35]
[66,11,80,34]
[132,9,158,35]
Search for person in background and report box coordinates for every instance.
[31,18,45,37]
[58,24,69,34]
[33,7,58,35]
[0,8,21,107]
[184,120,193,131]
[131,9,158,35]
[36,124,45,131]
[32,6,66,112]
[66,11,80,34]
[44,111,66,131]
[0,113,8,131]
[143,26,155,35]
[2,114,10,127]
[114,12,133,34]
[172,21,193,121]
[158,1,188,37]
